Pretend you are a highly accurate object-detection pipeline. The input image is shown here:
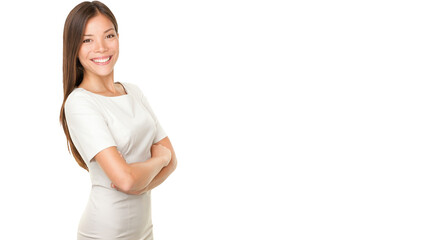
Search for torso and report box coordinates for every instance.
[69,82,158,239]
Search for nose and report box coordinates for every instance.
[94,39,108,53]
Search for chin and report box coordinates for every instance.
[85,69,114,77]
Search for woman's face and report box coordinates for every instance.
[78,14,119,79]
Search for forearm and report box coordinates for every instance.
[144,158,176,191]
[133,155,177,193]
[127,156,166,192]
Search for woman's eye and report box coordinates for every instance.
[82,39,91,43]
[106,34,115,39]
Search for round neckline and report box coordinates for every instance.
[77,82,130,98]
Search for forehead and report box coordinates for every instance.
[84,14,114,33]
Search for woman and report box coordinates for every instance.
[59,1,177,239]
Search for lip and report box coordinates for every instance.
[90,55,113,65]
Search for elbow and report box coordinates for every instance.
[170,157,178,172]
[117,173,135,193]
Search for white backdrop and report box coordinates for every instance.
[0,0,422,239]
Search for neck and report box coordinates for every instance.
[79,70,116,93]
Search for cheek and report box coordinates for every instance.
[111,40,119,51]
[78,46,89,60]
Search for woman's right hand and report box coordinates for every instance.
[151,143,172,167]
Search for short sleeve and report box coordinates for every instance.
[127,83,167,143]
[65,93,117,165]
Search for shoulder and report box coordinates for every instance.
[120,81,140,92]
[65,89,98,114]
[120,81,145,97]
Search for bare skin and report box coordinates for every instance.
[77,13,121,96]
[112,137,177,195]
[78,82,126,97]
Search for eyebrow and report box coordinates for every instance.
[83,27,115,37]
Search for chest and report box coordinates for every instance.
[99,96,157,154]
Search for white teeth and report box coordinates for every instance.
[92,57,111,63]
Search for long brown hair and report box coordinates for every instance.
[59,1,118,172]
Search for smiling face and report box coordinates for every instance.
[78,13,119,79]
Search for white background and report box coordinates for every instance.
[0,0,422,239]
